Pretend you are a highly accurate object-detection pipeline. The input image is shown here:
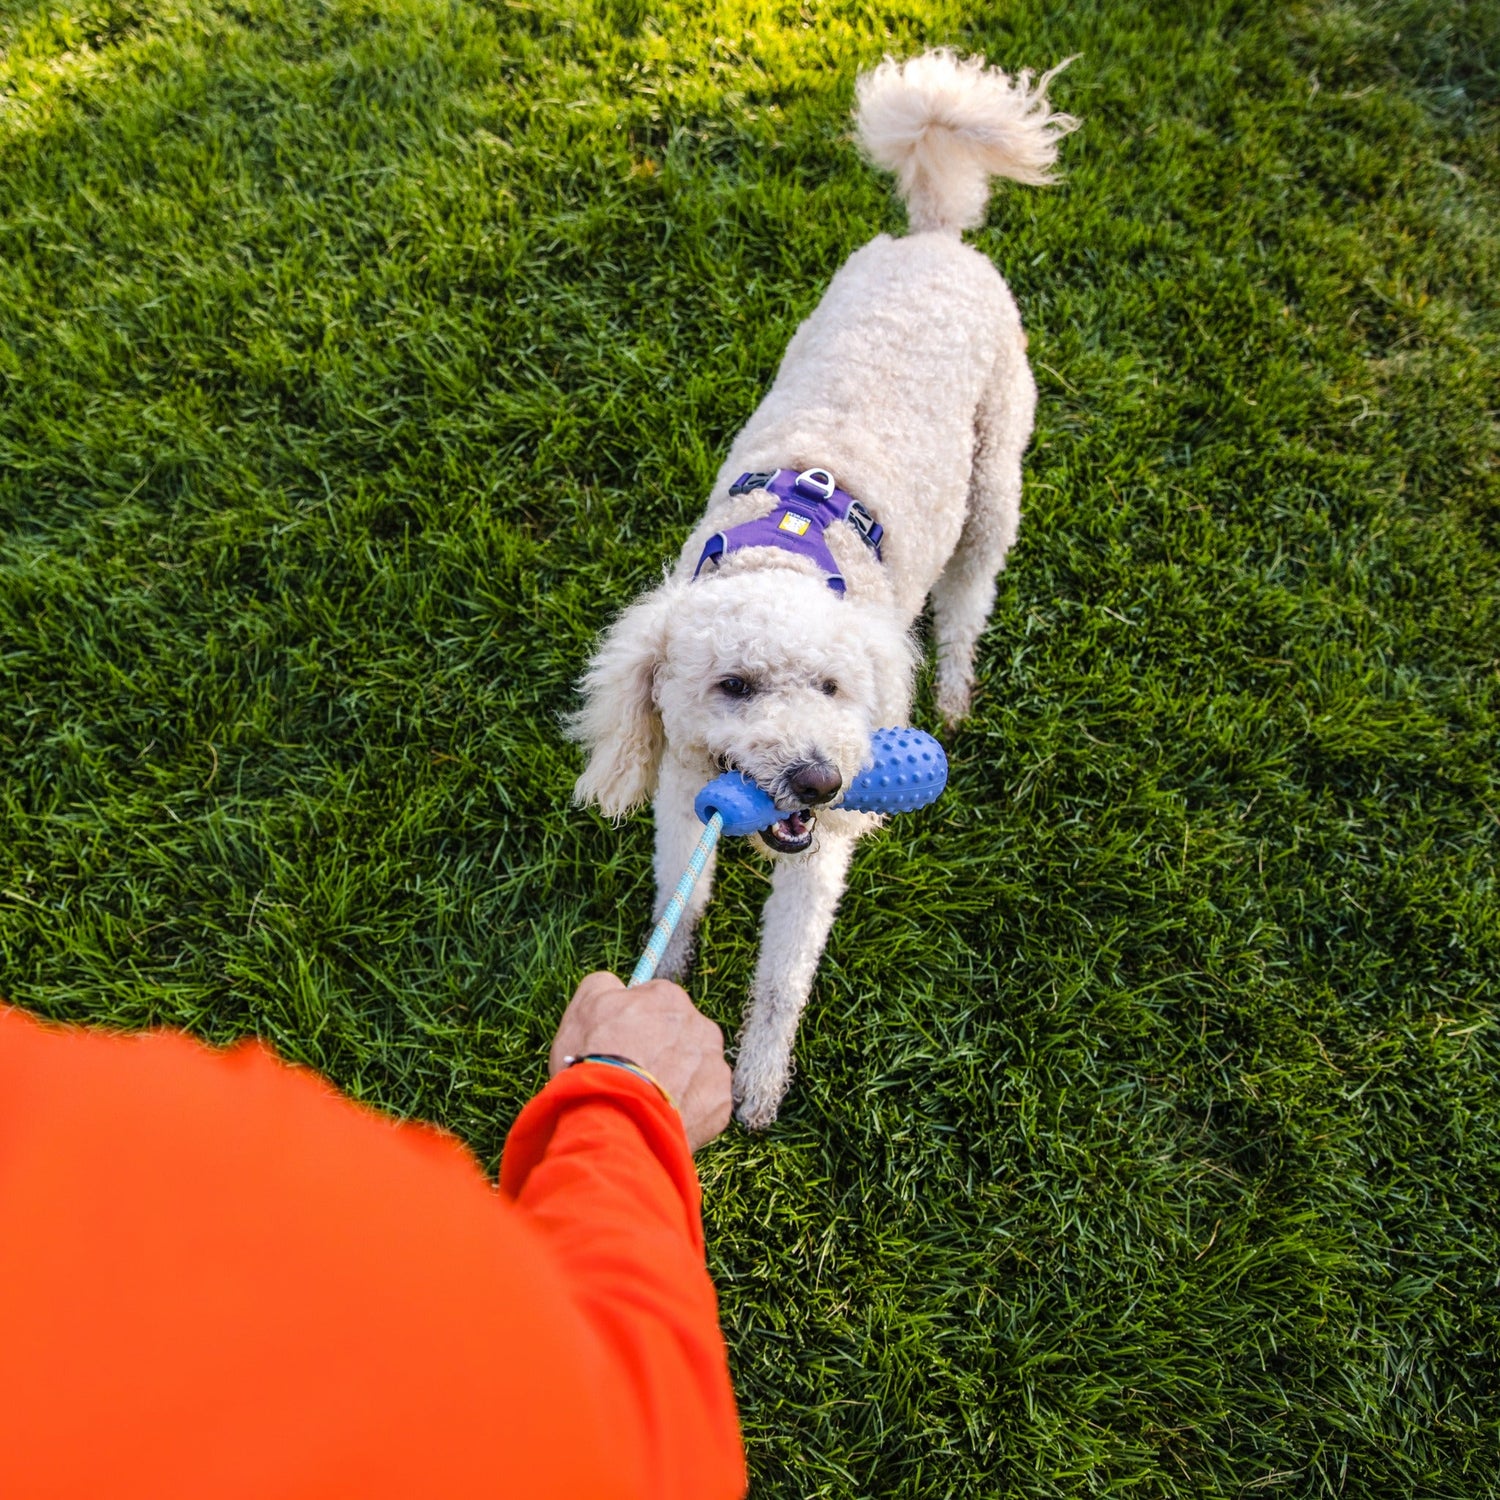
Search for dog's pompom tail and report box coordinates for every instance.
[854,50,1079,234]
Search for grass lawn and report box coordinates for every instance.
[2,0,1497,1491]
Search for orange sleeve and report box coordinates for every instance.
[500,1065,746,1500]
[0,1005,746,1500]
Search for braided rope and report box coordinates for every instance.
[629,812,724,986]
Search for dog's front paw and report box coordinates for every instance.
[935,676,972,729]
[732,1054,790,1131]
[733,1092,781,1131]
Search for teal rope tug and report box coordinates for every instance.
[630,813,725,987]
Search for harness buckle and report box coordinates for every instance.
[728,471,776,498]
[793,468,836,502]
[844,499,885,556]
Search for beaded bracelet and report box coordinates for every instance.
[562,1052,674,1107]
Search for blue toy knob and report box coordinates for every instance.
[694,774,779,836]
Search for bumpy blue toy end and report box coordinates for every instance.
[844,728,948,814]
[694,728,948,835]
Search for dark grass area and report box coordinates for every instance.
[2,0,1498,1492]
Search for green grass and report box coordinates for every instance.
[2,0,1497,1492]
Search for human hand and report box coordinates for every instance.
[549,972,733,1152]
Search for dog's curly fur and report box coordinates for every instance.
[571,51,1077,1128]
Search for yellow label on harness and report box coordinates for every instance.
[777,512,810,536]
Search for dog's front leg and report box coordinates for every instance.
[649,755,718,983]
[733,822,862,1129]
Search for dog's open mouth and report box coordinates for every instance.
[762,809,815,854]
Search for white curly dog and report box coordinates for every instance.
[571,51,1076,1128]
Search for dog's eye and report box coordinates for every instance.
[821,680,839,697]
[718,676,754,699]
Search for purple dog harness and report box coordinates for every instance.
[693,468,884,596]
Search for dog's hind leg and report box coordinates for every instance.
[733,824,860,1128]
[930,354,1035,726]
[649,757,719,982]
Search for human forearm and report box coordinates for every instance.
[500,1065,745,1500]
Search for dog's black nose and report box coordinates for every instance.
[787,761,842,806]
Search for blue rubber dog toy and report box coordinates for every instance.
[630,728,948,985]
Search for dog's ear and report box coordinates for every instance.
[568,581,680,818]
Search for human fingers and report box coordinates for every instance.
[547,975,732,1149]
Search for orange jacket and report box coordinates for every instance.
[0,1004,746,1499]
